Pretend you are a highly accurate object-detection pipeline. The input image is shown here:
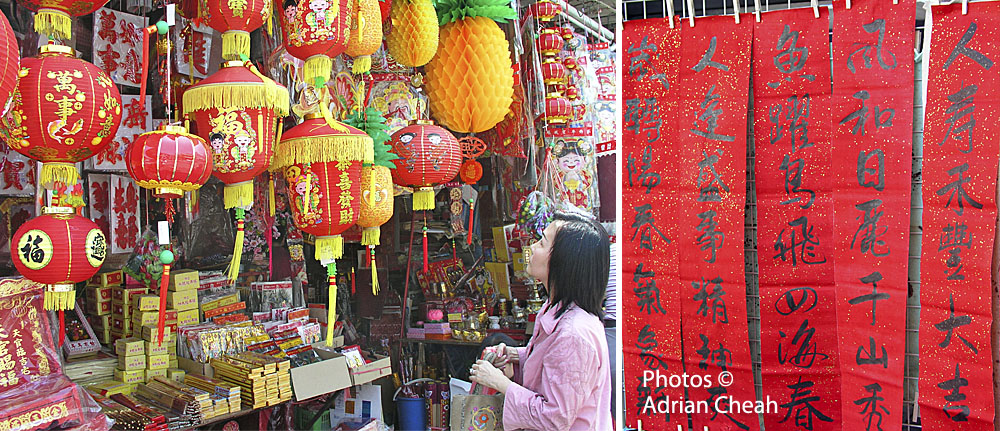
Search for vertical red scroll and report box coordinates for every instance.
[622,17,685,430]
[919,4,999,429]
[676,14,758,431]
[831,1,914,430]
[753,7,842,430]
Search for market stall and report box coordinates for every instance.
[0,0,615,427]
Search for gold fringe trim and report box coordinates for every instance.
[44,289,75,311]
[413,187,435,211]
[315,235,344,261]
[224,181,255,210]
[227,226,244,283]
[273,135,372,169]
[352,56,372,75]
[136,179,203,192]
[182,81,290,116]
[222,31,251,61]
[304,55,333,85]
[361,227,380,246]
[40,163,79,190]
[34,9,71,40]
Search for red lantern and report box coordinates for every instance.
[19,0,110,40]
[126,125,213,200]
[530,0,560,21]
[280,0,351,84]
[565,84,580,101]
[541,58,568,86]
[560,26,575,40]
[200,0,273,60]
[0,12,18,116]
[11,207,107,310]
[545,93,572,125]
[389,120,461,211]
[1,44,122,189]
[537,28,564,57]
[563,56,577,70]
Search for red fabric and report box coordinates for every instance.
[918,4,1000,429]
[621,17,684,430]
[0,12,18,114]
[753,8,842,430]
[831,1,914,429]
[675,14,757,431]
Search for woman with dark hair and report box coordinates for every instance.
[469,210,612,430]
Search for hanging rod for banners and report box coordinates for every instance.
[554,0,615,42]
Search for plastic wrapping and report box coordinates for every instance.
[180,180,235,269]
[0,277,112,431]
[122,227,180,288]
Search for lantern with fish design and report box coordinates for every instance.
[388,120,461,211]
[200,0,274,61]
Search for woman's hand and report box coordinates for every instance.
[470,360,512,393]
[488,343,519,368]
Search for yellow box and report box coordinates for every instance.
[167,368,186,382]
[86,285,113,302]
[169,270,200,291]
[169,357,179,369]
[145,340,171,356]
[201,293,239,312]
[145,368,168,382]
[114,337,145,357]
[177,309,200,327]
[86,299,112,316]
[117,354,146,371]
[141,325,173,342]
[147,354,170,370]
[90,270,124,287]
[167,289,198,311]
[132,311,158,326]
[492,226,511,262]
[132,294,160,311]
[114,367,144,384]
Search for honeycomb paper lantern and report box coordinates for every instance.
[385,0,438,67]
[346,0,384,74]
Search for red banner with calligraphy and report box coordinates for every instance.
[918,4,999,429]
[622,17,685,430]
[753,8,842,430]
[831,1,914,430]
[676,14,758,431]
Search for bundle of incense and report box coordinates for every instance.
[109,393,167,425]
[135,383,203,423]
[89,391,158,431]
[184,376,243,413]
[148,377,213,417]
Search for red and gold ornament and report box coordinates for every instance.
[280,0,351,85]
[537,28,564,57]
[530,0,560,21]
[545,92,571,125]
[126,124,213,217]
[388,120,461,211]
[541,58,568,86]
[458,136,486,185]
[199,0,274,60]
[562,56,577,70]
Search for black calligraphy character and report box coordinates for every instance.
[696,334,733,371]
[627,36,670,89]
[696,149,730,201]
[775,287,818,316]
[935,293,977,354]
[847,19,897,73]
[706,385,750,430]
[779,377,834,430]
[627,145,661,194]
[936,163,983,216]
[696,210,725,263]
[939,221,972,281]
[855,337,888,369]
[636,324,669,370]
[854,383,890,431]
[939,82,977,154]
[944,22,994,71]
[631,204,669,251]
[937,364,970,422]
[857,149,886,191]
[778,319,829,369]
[769,95,815,154]
[852,199,890,257]
[90,234,107,262]
[840,91,894,136]
[773,216,827,266]
[19,235,45,264]
[624,98,662,143]
[633,263,665,315]
[849,271,889,326]
[768,25,816,88]
[635,379,669,421]
[692,277,728,324]
[691,87,736,142]
[692,36,730,72]
[779,155,816,209]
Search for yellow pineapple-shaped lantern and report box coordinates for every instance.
[385,0,438,67]
[424,0,515,133]
[346,0,384,74]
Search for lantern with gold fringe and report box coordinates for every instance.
[199,0,274,61]
[19,0,111,40]
[1,44,123,190]
[280,0,350,85]
[346,0,383,74]
[388,120,461,211]
[273,113,371,344]
[183,60,289,282]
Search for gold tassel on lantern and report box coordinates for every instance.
[227,209,246,282]
[224,181,254,209]
[370,246,379,295]
[316,235,344,262]
[34,9,72,40]
[269,174,276,216]
[361,227,380,245]
[44,284,76,310]
[40,163,80,190]
[326,263,338,345]
[221,30,252,61]
[414,187,435,211]
[304,55,334,85]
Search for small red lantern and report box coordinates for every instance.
[530,0,560,21]
[537,28,564,57]
[565,85,580,101]
[280,0,351,84]
[563,56,577,70]
[389,120,462,211]
[460,160,483,184]
[541,58,568,86]
[200,0,273,60]
[126,125,213,200]
[2,44,122,189]
[560,26,575,40]
[19,0,111,40]
[0,12,18,116]
[545,93,572,125]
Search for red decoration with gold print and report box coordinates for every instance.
[126,125,213,199]
[541,58,568,86]
[459,160,482,184]
[280,0,350,83]
[284,160,361,237]
[537,28,563,57]
[0,12,18,116]
[388,121,461,210]
[199,0,273,60]
[544,92,572,124]
[1,44,123,189]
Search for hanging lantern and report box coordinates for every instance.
[563,56,577,70]
[200,0,273,61]
[560,26,575,40]
[541,58,568,86]
[0,12,18,116]
[1,44,122,189]
[565,84,580,101]
[545,92,571,125]
[126,125,213,206]
[458,136,486,185]
[388,120,461,210]
[537,28,564,57]
[530,0,560,21]
[346,0,384,74]
[19,0,111,40]
[280,0,350,85]
[551,82,567,94]
[183,60,288,282]
[385,0,438,68]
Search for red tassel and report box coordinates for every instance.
[467,198,475,245]
[164,199,176,224]
[58,310,65,347]
[422,228,429,273]
[351,268,356,295]
[158,263,170,344]
[452,239,457,260]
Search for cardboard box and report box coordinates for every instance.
[169,357,179,369]
[86,299,112,316]
[132,294,160,311]
[169,270,200,291]
[178,356,214,379]
[145,368,167,382]
[167,290,198,311]
[113,286,147,304]
[95,328,111,344]
[111,316,131,333]
[111,301,130,317]
[118,354,146,371]
[177,309,200,327]
[145,340,171,356]
[134,310,178,328]
[348,351,392,386]
[114,337,145,357]
[90,270,124,287]
[147,354,170,370]
[289,344,352,401]
[114,367,144,384]
[424,323,451,334]
[86,285,113,302]
[167,368,185,382]
[141,325,174,342]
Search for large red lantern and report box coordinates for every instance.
[545,92,571,125]
[19,0,111,40]
[0,12,18,116]
[541,58,568,86]
[537,28,564,57]
[126,125,213,204]
[530,0,560,21]
[183,60,288,281]
[1,44,122,189]
[280,0,351,84]
[199,0,274,60]
[388,120,461,211]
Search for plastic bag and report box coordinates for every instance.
[180,180,235,269]
[122,226,179,288]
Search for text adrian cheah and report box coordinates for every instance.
[638,369,779,417]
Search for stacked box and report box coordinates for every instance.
[112,337,146,384]
[88,314,112,344]
[110,286,147,342]
[169,270,200,291]
[167,289,199,311]
[90,270,124,288]
[185,373,242,414]
[166,368,185,382]
[210,353,291,409]
[85,285,113,316]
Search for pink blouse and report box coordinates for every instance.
[503,301,613,431]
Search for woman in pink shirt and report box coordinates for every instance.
[470,211,613,430]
